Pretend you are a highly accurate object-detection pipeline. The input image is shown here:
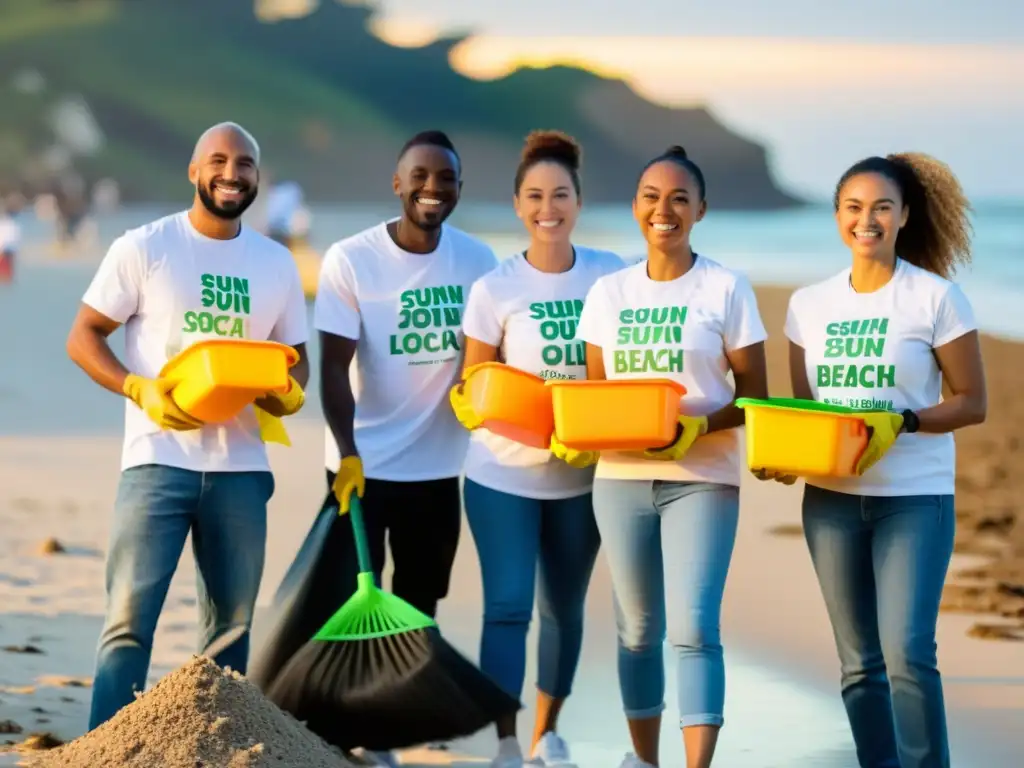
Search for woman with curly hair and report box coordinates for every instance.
[781,153,987,768]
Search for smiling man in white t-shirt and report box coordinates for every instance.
[314,131,497,623]
[66,123,310,731]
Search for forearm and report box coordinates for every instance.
[705,402,746,434]
[912,392,986,434]
[291,354,310,390]
[66,330,130,396]
[321,364,358,459]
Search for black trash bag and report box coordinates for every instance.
[247,490,363,693]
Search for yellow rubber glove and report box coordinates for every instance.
[449,382,484,431]
[643,414,709,462]
[332,456,366,515]
[254,376,305,447]
[751,468,798,485]
[123,374,204,431]
[550,433,600,469]
[254,376,306,417]
[855,411,905,476]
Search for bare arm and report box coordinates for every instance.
[461,336,499,375]
[914,331,987,433]
[788,341,814,400]
[585,343,606,381]
[65,303,130,396]
[320,330,359,460]
[289,342,310,390]
[705,341,769,433]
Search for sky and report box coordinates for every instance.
[351,0,1024,202]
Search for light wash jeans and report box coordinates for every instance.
[802,485,956,768]
[592,479,739,728]
[463,479,601,700]
[88,464,274,730]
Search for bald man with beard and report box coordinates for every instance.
[67,122,310,729]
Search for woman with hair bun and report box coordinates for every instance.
[781,153,987,768]
[575,145,769,768]
[449,130,626,767]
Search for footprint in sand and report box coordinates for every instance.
[35,676,91,689]
[2,646,44,655]
[967,623,1024,642]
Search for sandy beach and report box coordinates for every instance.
[0,280,1021,766]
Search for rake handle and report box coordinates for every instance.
[347,495,374,580]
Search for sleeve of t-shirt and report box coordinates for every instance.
[461,277,502,346]
[783,290,804,347]
[932,282,978,348]
[313,243,361,340]
[576,278,609,347]
[724,274,768,351]
[270,258,309,347]
[81,234,144,324]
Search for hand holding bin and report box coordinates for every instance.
[736,397,870,478]
[159,338,299,423]
[547,379,688,451]
[459,362,555,449]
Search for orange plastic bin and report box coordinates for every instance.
[462,362,554,449]
[548,379,687,451]
[160,339,299,424]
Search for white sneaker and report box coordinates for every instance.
[618,754,656,768]
[490,735,525,767]
[530,732,577,767]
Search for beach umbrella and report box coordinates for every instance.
[264,496,522,752]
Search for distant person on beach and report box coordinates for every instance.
[450,131,625,768]
[313,130,497,765]
[0,206,20,284]
[574,146,769,768]
[781,153,986,768]
[65,122,310,730]
[265,180,310,248]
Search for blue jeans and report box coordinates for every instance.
[802,485,955,768]
[89,465,274,729]
[592,479,739,728]
[463,479,601,700]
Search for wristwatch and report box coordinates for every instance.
[900,409,920,434]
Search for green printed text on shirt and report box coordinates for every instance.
[391,285,463,360]
[182,273,250,338]
[613,305,687,374]
[530,299,585,368]
[818,317,895,409]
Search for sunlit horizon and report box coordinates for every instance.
[252,1,1024,201]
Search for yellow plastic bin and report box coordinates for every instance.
[549,379,687,451]
[463,362,554,449]
[160,339,299,424]
[736,397,869,477]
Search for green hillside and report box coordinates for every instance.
[0,0,802,208]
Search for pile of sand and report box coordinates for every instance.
[25,656,355,767]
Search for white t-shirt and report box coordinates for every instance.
[576,256,767,486]
[82,211,309,473]
[0,216,19,254]
[785,258,977,497]
[266,182,304,234]
[314,221,498,481]
[461,247,627,499]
